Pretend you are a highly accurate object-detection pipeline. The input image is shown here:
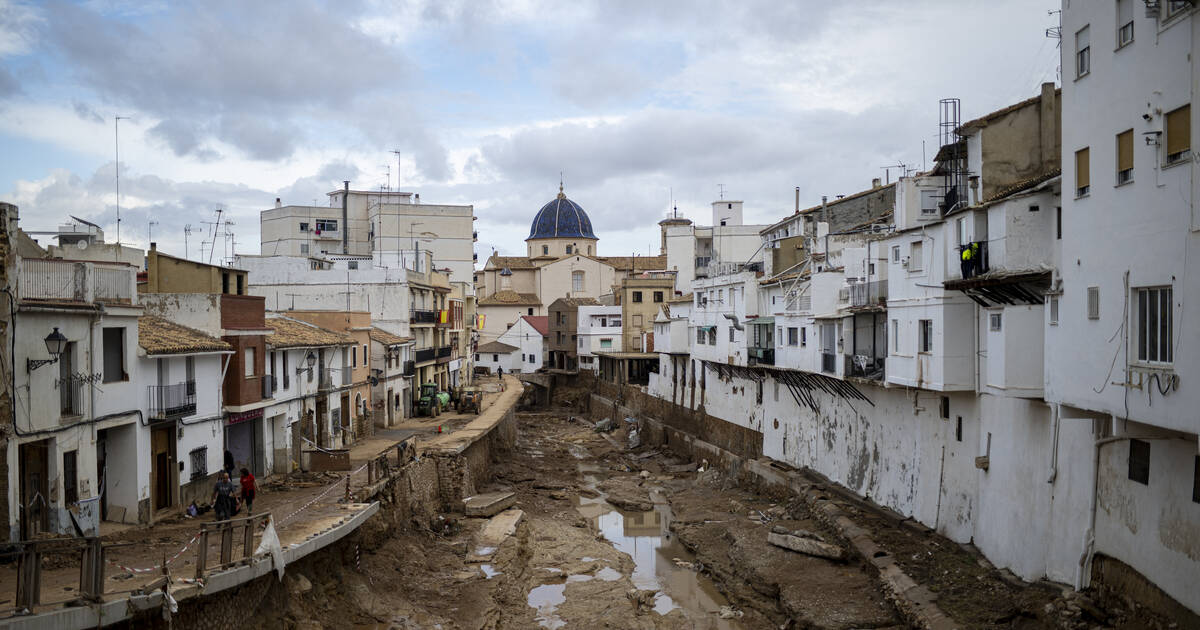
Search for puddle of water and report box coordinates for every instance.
[566,573,593,583]
[595,566,621,581]
[527,583,567,629]
[480,564,501,579]
[474,546,496,557]
[573,470,741,629]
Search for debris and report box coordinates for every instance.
[623,416,637,424]
[626,588,658,613]
[594,418,617,432]
[639,470,651,479]
[767,531,844,561]
[462,491,517,517]
[770,525,827,543]
[718,605,744,619]
[697,458,709,472]
[665,463,697,473]
[627,428,641,449]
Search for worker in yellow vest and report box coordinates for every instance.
[961,243,974,278]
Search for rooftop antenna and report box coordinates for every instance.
[183,224,195,260]
[880,162,907,184]
[202,206,224,264]
[147,219,158,247]
[224,219,236,265]
[114,115,129,245]
[717,184,726,199]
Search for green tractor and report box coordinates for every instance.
[416,382,450,417]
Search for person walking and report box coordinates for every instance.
[239,467,257,516]
[211,471,236,521]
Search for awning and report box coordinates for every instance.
[699,325,716,332]
[748,316,774,325]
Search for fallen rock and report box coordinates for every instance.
[767,531,844,561]
[594,418,617,432]
[718,605,744,619]
[770,525,827,543]
[639,470,651,479]
[463,491,517,517]
[606,496,654,512]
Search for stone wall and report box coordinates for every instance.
[0,204,13,538]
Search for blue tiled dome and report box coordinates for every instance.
[527,187,597,240]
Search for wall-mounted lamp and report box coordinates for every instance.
[28,328,68,372]
[295,350,318,374]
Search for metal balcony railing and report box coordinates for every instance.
[748,347,775,366]
[849,281,888,308]
[411,309,437,324]
[415,348,436,363]
[436,345,453,359]
[402,360,415,376]
[848,356,886,380]
[148,382,197,420]
[820,353,837,375]
[58,377,85,416]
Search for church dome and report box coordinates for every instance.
[527,186,597,240]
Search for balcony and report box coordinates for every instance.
[411,309,437,324]
[436,310,452,328]
[436,345,453,361]
[957,240,990,279]
[848,355,885,380]
[319,369,333,390]
[415,347,436,363]
[748,347,775,366]
[148,382,197,420]
[402,360,415,376]
[849,281,887,308]
[19,259,134,304]
[59,376,85,417]
[338,366,354,385]
[312,229,340,241]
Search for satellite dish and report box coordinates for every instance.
[76,241,88,251]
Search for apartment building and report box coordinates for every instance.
[576,305,622,372]
[660,200,770,294]
[615,272,677,353]
[547,296,599,370]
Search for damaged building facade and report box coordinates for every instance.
[648,3,1199,616]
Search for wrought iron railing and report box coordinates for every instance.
[848,356,886,380]
[436,345,453,359]
[849,280,888,307]
[148,382,197,420]
[411,309,437,324]
[415,348,436,363]
[58,376,85,416]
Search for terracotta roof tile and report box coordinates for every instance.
[478,290,542,306]
[139,316,231,355]
[265,316,355,349]
[368,327,411,346]
[522,315,549,336]
[548,296,601,309]
[599,255,668,271]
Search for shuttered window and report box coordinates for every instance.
[1117,130,1133,184]
[1075,147,1090,196]
[1165,104,1191,164]
[1087,286,1100,320]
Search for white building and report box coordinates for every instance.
[660,200,770,295]
[368,327,415,423]
[576,305,622,372]
[1050,0,1199,611]
[259,186,476,284]
[474,315,545,374]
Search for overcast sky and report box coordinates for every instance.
[0,0,1061,264]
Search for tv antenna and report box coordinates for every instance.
[147,220,158,246]
[114,115,130,244]
[880,162,908,184]
[717,184,726,199]
[202,206,225,264]
[183,224,195,260]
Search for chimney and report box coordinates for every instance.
[150,242,156,251]
[275,197,281,208]
[342,180,349,255]
[872,177,881,189]
[794,187,800,213]
[414,193,420,204]
[821,195,828,225]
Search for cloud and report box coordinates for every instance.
[0,63,16,97]
[71,99,104,123]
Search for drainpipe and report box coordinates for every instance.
[342,181,350,255]
[722,313,743,330]
[1046,402,1061,483]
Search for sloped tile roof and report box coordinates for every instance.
[522,315,549,336]
[368,327,411,346]
[599,255,668,271]
[265,316,354,349]
[548,296,601,309]
[477,340,519,353]
[478,290,542,306]
[139,316,231,355]
[982,169,1061,205]
[485,255,538,270]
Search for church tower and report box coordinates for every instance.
[525,184,599,258]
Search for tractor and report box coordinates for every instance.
[415,382,450,417]
[456,386,484,414]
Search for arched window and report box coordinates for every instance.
[572,270,585,292]
[542,245,549,255]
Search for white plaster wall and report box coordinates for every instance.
[665,225,697,294]
[496,318,543,373]
[987,190,1058,272]
[138,293,223,336]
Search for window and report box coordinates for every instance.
[729,326,735,342]
[347,261,359,270]
[528,308,534,316]
[186,356,196,394]
[892,319,899,352]
[492,354,499,361]
[363,344,368,364]
[1117,0,1134,46]
[300,243,309,254]
[1117,130,1134,184]
[891,245,900,263]
[919,189,939,215]
[63,450,78,505]
[1087,286,1100,320]
[1056,207,1062,240]
[1193,456,1199,503]
[909,241,923,272]
[102,327,125,383]
[653,291,664,303]
[222,272,230,294]
[315,219,338,232]
[755,380,762,404]
[707,328,716,345]
[632,291,643,303]
[1075,147,1090,196]
[632,337,642,350]
[474,354,479,362]
[542,245,549,255]
[1029,205,1040,212]
[572,271,584,292]
[940,396,950,419]
[1166,0,1192,19]
[236,275,245,294]
[299,222,309,232]
[800,327,807,347]
[918,319,933,353]
[1165,104,1191,165]
[600,338,613,349]
[1135,286,1173,364]
[989,312,1002,332]
[245,347,256,377]
[528,354,536,364]
[632,314,643,327]
[955,417,963,442]
[787,327,798,346]
[1075,25,1090,78]
[352,346,357,367]
[1128,439,1150,485]
[697,328,704,344]
[1049,296,1060,326]
[957,217,968,246]
[190,447,208,481]
[566,245,573,254]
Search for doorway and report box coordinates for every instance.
[150,424,177,512]
[18,440,50,539]
[340,393,351,440]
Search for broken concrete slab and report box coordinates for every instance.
[468,508,525,562]
[767,531,845,561]
[665,463,697,473]
[462,491,517,517]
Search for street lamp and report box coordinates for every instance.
[28,328,68,372]
[296,350,318,374]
